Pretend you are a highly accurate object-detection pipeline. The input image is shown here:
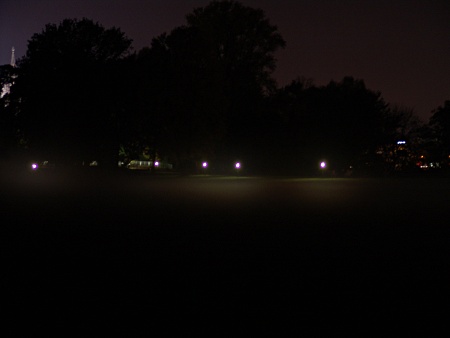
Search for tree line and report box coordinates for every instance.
[1,0,449,175]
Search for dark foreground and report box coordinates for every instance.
[2,170,450,334]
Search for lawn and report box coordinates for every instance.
[2,172,450,334]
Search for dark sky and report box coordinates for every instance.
[1,0,450,121]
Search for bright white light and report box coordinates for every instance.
[202,162,208,168]
[397,141,406,145]
[31,163,38,170]
[235,162,241,169]
[154,161,159,167]
[320,161,326,169]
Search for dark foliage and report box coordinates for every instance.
[430,101,450,155]
[270,77,390,174]
[109,1,286,172]
[13,18,132,167]
[2,1,447,175]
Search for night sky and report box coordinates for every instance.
[1,0,450,121]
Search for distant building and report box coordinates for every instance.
[126,160,173,170]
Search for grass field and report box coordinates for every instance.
[2,171,450,334]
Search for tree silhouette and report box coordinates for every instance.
[7,2,433,176]
[429,100,450,163]
[129,30,228,171]
[129,1,286,171]
[15,18,132,167]
[274,77,389,174]
[186,0,285,94]
[186,0,286,161]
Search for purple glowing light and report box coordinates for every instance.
[31,163,38,170]
[235,162,241,169]
[202,162,208,168]
[320,161,326,169]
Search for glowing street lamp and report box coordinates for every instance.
[31,163,38,170]
[201,161,209,174]
[233,161,242,175]
[319,160,327,176]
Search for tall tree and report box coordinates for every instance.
[429,100,450,162]
[186,0,286,94]
[15,18,132,167]
[275,77,389,173]
[141,1,285,169]
[388,105,422,141]
[187,1,285,157]
[131,30,228,170]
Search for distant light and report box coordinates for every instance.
[320,161,326,169]
[235,162,241,169]
[202,162,208,168]
[397,141,406,145]
[154,161,159,167]
[31,163,38,170]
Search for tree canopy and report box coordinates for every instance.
[3,1,448,175]
[127,0,286,170]
[14,18,132,166]
[271,77,390,173]
[429,101,450,158]
[186,0,286,93]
